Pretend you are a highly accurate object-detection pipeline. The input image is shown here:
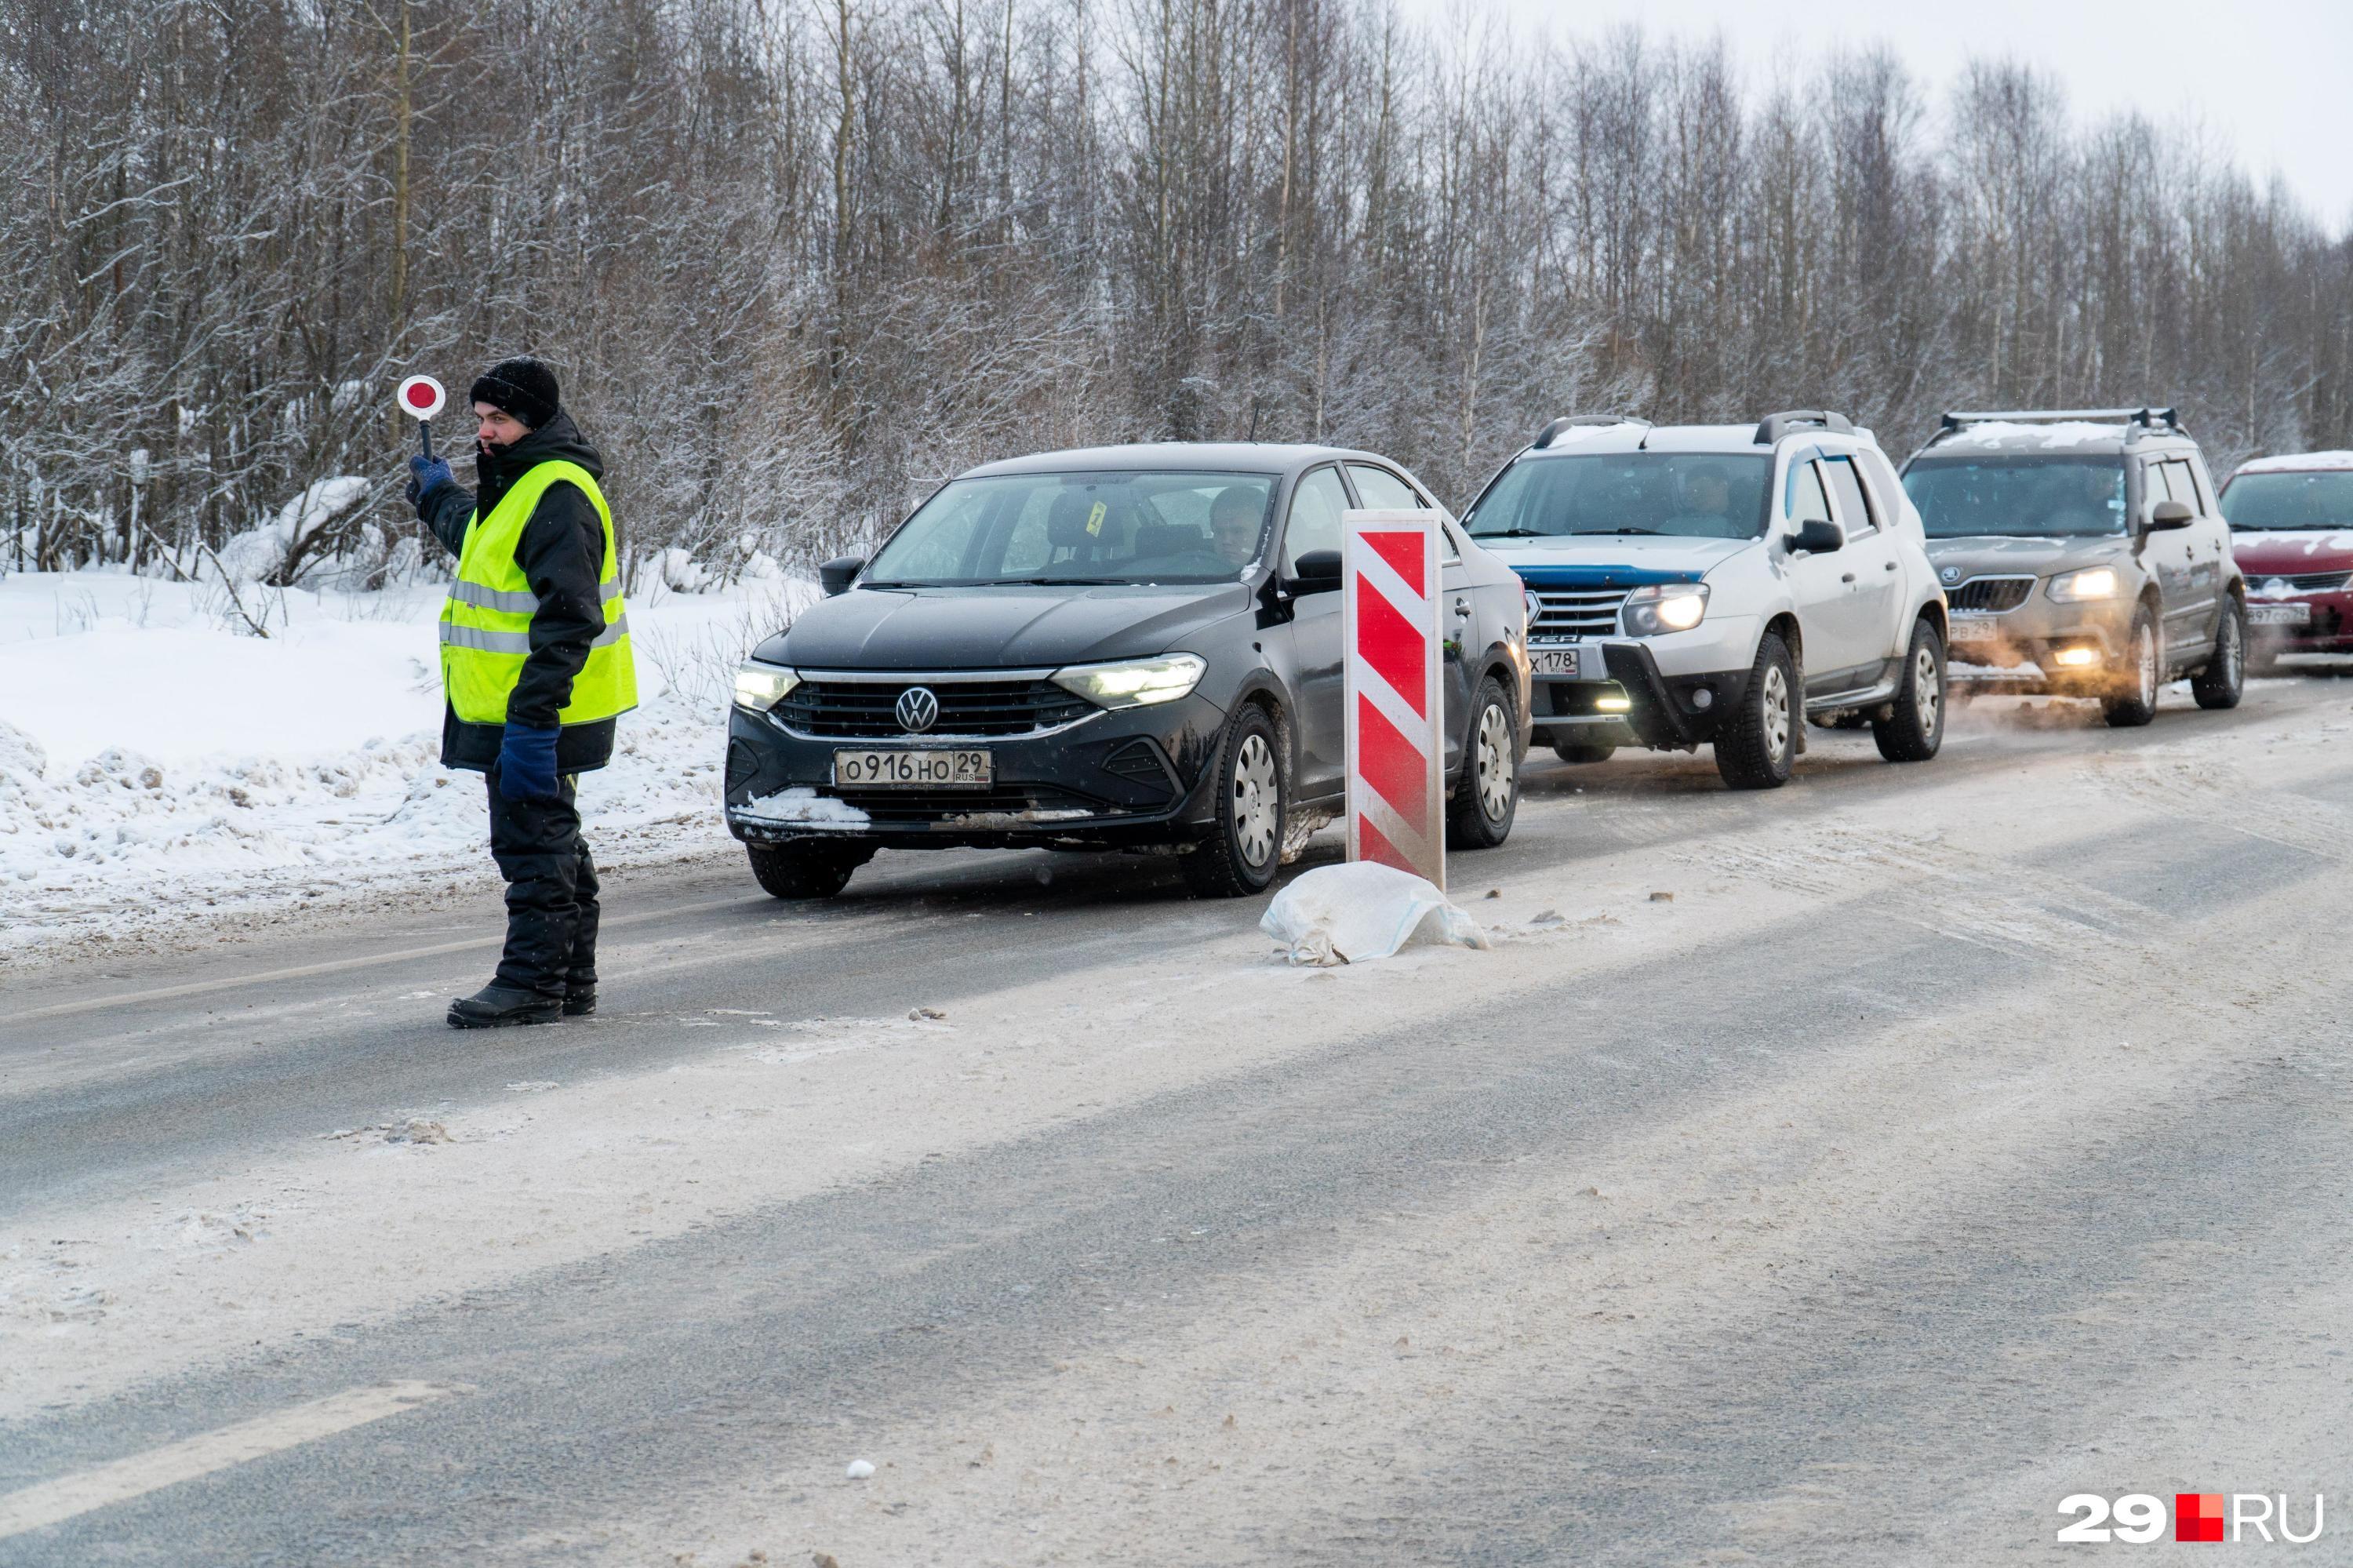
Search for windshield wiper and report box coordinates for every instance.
[1000,576,1133,586]
[1471,528,1554,538]
[1594,526,1661,535]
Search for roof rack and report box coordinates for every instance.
[1530,414,1650,449]
[1931,407,2185,445]
[1754,409,1853,446]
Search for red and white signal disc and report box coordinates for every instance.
[396,375,446,420]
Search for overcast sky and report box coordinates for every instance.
[1406,0,2353,226]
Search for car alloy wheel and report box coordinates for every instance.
[1232,731,1278,868]
[2133,621,2158,708]
[1475,700,1515,820]
[1761,662,1791,766]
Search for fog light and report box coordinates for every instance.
[2053,646,2099,668]
[1596,695,1632,712]
[1689,686,1714,710]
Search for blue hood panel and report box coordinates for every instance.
[1506,562,1705,589]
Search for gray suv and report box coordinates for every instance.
[1898,409,2246,726]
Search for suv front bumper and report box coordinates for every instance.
[722,692,1231,852]
[1526,640,1751,751]
[1945,596,2139,694]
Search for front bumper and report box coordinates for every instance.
[1945,596,2138,693]
[2247,589,2353,653]
[723,689,1231,851]
[1526,640,1750,751]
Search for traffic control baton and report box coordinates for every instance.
[395,375,446,460]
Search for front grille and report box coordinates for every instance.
[1529,588,1630,638]
[2280,570,2353,593]
[831,783,1111,827]
[774,678,1093,738]
[1947,576,2035,613]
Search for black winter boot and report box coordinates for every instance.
[562,986,597,1018]
[447,983,562,1029]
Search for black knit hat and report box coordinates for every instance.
[470,356,560,430]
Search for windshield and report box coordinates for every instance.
[1900,456,2126,539]
[2221,471,2353,531]
[864,471,1276,586]
[1462,453,1773,540]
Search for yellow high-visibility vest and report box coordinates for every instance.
[437,460,637,726]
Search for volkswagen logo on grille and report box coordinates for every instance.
[1940,566,1961,584]
[896,686,940,733]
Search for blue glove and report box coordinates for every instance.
[496,724,562,802]
[406,452,455,511]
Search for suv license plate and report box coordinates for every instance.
[1530,646,1587,677]
[2249,603,2311,627]
[832,748,992,788]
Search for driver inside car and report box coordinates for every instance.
[1661,462,1737,537]
[1209,486,1265,568]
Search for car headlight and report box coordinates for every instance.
[1621,582,1710,636]
[2046,567,2121,602]
[733,660,801,711]
[1050,653,1207,709]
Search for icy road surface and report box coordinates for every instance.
[3,675,2351,1564]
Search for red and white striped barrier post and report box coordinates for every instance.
[1342,508,1446,889]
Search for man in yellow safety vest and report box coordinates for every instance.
[407,357,635,1028]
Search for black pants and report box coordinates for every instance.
[486,769,600,997]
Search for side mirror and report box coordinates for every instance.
[1287,549,1343,593]
[1788,519,1843,555]
[2145,499,2195,532]
[818,555,865,596]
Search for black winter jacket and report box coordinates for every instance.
[416,413,620,774]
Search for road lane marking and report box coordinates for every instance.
[0,1381,462,1540]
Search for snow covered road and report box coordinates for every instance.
[4,675,2352,1563]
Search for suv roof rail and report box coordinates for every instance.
[1531,414,1650,449]
[1754,409,1853,446]
[1932,407,2186,445]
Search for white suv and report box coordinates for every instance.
[1460,411,1951,788]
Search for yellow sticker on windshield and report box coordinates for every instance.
[1086,501,1107,537]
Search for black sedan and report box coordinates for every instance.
[723,442,1532,897]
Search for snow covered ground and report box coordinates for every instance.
[0,566,813,959]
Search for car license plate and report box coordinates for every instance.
[1949,616,2000,641]
[2249,603,2311,627]
[831,748,992,788]
[1529,645,1587,677]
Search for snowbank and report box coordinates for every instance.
[1261,861,1490,966]
[0,567,814,954]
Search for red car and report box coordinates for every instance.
[2220,453,2353,665]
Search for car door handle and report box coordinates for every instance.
[1882,560,1898,572]
[1453,596,1471,617]
[1841,573,1857,584]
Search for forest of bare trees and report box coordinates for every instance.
[5,0,2350,588]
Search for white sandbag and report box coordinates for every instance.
[1260,860,1492,966]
